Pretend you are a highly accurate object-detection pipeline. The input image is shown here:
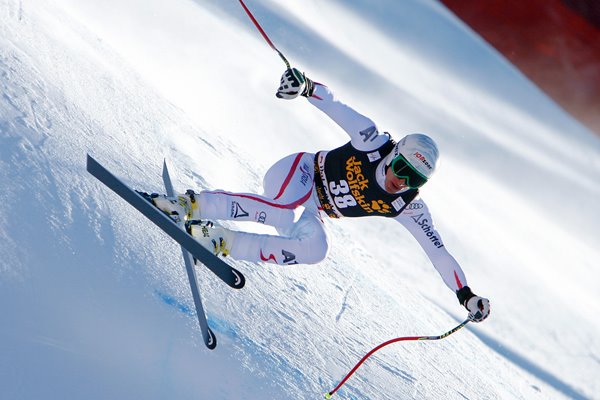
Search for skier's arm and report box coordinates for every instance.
[397,192,490,321]
[395,199,467,293]
[307,84,389,151]
[275,68,387,151]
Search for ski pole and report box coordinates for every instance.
[325,318,471,399]
[238,0,291,69]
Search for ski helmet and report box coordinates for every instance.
[387,133,440,181]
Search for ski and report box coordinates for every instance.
[86,154,245,290]
[162,159,217,349]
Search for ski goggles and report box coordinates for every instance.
[390,154,428,189]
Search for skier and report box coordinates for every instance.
[147,68,490,322]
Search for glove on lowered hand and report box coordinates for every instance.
[456,286,490,322]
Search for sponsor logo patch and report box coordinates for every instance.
[359,126,378,142]
[344,156,391,215]
[256,211,267,224]
[231,201,249,218]
[282,249,298,265]
[391,197,406,211]
[300,162,310,186]
[410,213,444,248]
[413,151,433,170]
[405,202,424,210]
[367,151,381,162]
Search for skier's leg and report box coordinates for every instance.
[228,207,329,265]
[197,190,296,227]
[261,152,314,203]
[198,152,314,228]
[140,152,313,224]
[160,152,322,261]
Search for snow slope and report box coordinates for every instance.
[1,0,599,399]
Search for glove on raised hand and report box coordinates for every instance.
[276,68,314,99]
[456,286,490,322]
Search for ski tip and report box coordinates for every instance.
[231,269,245,289]
[206,328,217,350]
[324,392,333,399]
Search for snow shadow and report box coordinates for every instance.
[467,326,590,400]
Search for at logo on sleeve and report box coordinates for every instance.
[359,126,378,142]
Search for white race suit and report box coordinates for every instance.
[196,83,468,293]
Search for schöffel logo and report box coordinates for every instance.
[413,151,433,170]
[410,213,444,249]
[231,201,249,218]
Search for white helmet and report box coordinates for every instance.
[387,133,440,180]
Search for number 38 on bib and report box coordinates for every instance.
[329,180,357,209]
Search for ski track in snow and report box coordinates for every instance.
[1,0,599,399]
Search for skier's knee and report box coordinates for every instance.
[302,239,329,265]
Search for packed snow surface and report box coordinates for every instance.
[1,0,599,399]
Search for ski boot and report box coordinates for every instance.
[186,220,234,257]
[137,190,200,223]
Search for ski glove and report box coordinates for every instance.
[456,286,490,322]
[276,68,315,99]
